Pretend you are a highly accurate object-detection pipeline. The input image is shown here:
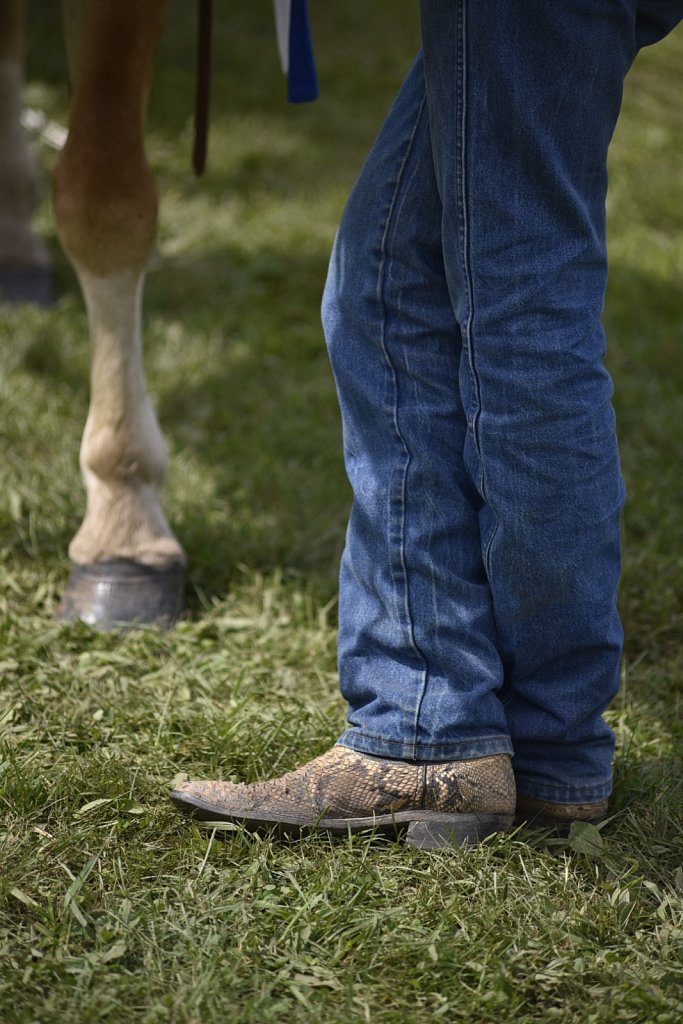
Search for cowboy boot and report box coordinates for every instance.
[170,745,516,849]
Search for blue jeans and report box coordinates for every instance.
[321,1,682,803]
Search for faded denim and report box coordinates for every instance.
[321,2,682,802]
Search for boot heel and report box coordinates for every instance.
[406,813,513,850]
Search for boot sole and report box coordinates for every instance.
[169,789,513,849]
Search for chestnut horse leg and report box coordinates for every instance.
[53,0,185,627]
[0,0,51,306]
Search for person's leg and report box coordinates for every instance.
[418,0,680,806]
[323,57,512,763]
[170,1,682,844]
[170,56,517,849]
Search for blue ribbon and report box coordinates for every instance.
[288,0,318,102]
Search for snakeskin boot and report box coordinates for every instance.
[170,745,516,849]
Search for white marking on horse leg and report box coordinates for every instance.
[0,0,49,268]
[68,265,185,570]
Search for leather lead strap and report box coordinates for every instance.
[193,0,212,176]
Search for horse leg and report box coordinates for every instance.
[0,0,51,306]
[53,0,185,628]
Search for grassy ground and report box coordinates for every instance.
[1,4,682,1022]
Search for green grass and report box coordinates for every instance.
[2,5,682,1022]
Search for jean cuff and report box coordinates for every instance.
[337,728,514,763]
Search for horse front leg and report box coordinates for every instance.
[0,0,51,306]
[53,0,185,628]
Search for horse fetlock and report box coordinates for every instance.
[81,413,168,488]
[75,413,182,569]
[70,477,185,569]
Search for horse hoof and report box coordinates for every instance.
[55,559,186,630]
[0,266,53,308]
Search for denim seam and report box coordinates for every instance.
[457,0,485,499]
[376,94,430,761]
